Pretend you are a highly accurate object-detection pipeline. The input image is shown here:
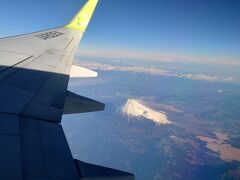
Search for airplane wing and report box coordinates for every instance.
[0,0,134,179]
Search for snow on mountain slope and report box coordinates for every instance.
[121,98,171,125]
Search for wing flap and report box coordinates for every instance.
[21,117,79,179]
[70,65,98,78]
[0,113,80,179]
[0,114,22,179]
[63,91,105,114]
[75,160,135,180]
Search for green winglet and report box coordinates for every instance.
[65,0,98,32]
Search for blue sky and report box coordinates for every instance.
[0,0,239,64]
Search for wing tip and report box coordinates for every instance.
[65,0,98,32]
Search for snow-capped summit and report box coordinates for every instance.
[121,98,171,125]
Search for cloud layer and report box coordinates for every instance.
[77,49,240,67]
[77,61,234,82]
